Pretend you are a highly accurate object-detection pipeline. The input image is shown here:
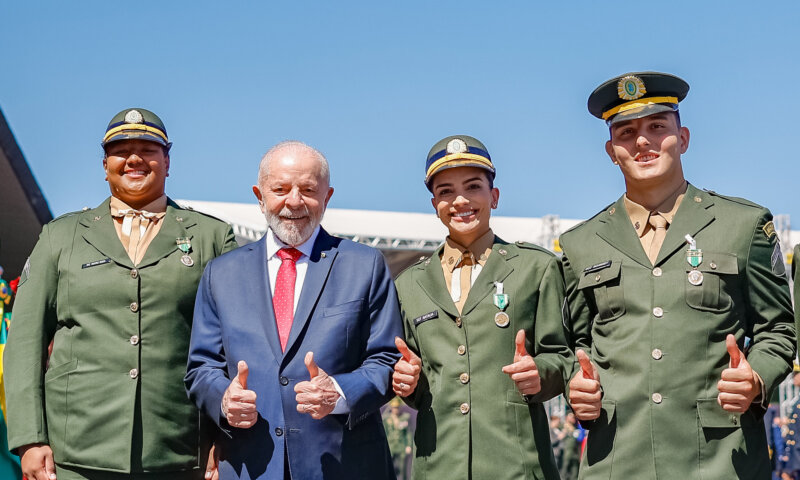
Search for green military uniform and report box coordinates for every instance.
[398,240,570,480]
[4,108,238,479]
[562,185,795,479]
[4,199,236,477]
[793,244,800,353]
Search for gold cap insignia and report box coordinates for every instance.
[617,75,646,101]
[446,138,468,154]
[124,109,144,124]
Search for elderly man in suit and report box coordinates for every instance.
[185,141,402,480]
[563,72,795,479]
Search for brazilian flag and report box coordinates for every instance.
[0,278,22,479]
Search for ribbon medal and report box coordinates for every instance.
[684,234,703,285]
[493,282,510,327]
[177,238,194,267]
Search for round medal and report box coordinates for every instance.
[494,312,510,328]
[181,254,194,267]
[688,269,703,286]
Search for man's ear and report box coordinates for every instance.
[103,157,109,181]
[605,140,619,165]
[165,155,170,177]
[252,185,264,209]
[679,126,690,154]
[323,187,334,208]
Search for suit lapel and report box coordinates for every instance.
[138,200,194,268]
[596,196,652,268]
[655,184,715,265]
[415,246,460,320]
[246,237,282,364]
[80,198,134,269]
[460,238,515,316]
[282,230,338,358]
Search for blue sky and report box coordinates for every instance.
[2,2,799,224]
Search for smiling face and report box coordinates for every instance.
[430,166,499,246]
[103,139,169,208]
[253,145,334,246]
[605,113,690,196]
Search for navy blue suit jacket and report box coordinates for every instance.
[185,229,401,480]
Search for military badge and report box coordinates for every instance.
[124,109,144,124]
[446,138,467,154]
[685,234,702,268]
[494,312,510,328]
[763,220,776,238]
[617,75,646,101]
[176,238,194,267]
[687,270,704,286]
[771,242,786,277]
[493,282,509,310]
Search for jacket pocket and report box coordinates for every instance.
[583,401,617,473]
[577,260,625,323]
[685,252,738,312]
[43,359,77,464]
[323,298,364,317]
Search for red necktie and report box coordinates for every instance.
[273,247,303,351]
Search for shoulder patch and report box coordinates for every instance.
[772,242,787,277]
[763,221,776,238]
[19,257,31,287]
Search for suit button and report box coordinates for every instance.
[652,393,663,404]
[130,335,139,345]
[652,349,663,360]
[280,376,289,386]
[652,267,662,277]
[131,269,139,279]
[129,368,139,379]
[459,373,470,384]
[460,403,470,414]
[275,427,284,436]
[130,302,139,312]
[652,307,663,318]
[457,345,466,355]
[455,317,462,328]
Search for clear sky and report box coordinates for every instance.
[2,2,799,225]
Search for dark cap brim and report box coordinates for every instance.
[607,103,678,126]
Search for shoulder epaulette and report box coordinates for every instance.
[704,189,763,209]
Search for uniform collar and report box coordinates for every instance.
[624,181,687,237]
[109,194,167,216]
[440,228,494,273]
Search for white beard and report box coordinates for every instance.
[265,205,321,246]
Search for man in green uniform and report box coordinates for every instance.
[562,72,795,479]
[4,108,238,480]
[392,135,572,479]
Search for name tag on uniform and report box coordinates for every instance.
[82,258,111,269]
[413,310,439,326]
[583,260,612,273]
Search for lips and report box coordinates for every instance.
[452,210,477,221]
[124,169,149,178]
[635,153,659,163]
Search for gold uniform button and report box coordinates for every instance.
[455,317,462,328]
[652,393,663,404]
[710,262,717,270]
[652,307,663,318]
[460,403,470,414]
[459,373,470,384]
[131,269,139,279]
[652,349,663,360]
[694,196,702,203]
[652,267,662,277]
[130,302,139,313]
[595,274,601,282]
[608,207,616,215]
[129,368,139,379]
[457,345,466,355]
[498,249,507,256]
[130,335,140,345]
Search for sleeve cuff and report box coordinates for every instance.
[330,376,350,414]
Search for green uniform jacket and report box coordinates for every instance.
[397,238,572,480]
[4,198,237,474]
[793,244,800,354]
[560,184,795,480]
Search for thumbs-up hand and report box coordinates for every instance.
[393,337,422,397]
[568,350,602,421]
[501,330,541,396]
[222,360,258,429]
[717,334,761,413]
[295,352,340,419]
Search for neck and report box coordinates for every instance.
[625,177,687,211]
[449,227,491,248]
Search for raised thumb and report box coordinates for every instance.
[236,360,249,390]
[726,334,741,368]
[577,349,597,380]
[395,336,412,361]
[514,329,528,360]
[305,351,320,379]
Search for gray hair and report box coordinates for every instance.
[257,140,330,186]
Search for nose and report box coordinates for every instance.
[285,187,304,208]
[453,194,469,207]
[636,133,650,149]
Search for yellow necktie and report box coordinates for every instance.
[647,213,668,264]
